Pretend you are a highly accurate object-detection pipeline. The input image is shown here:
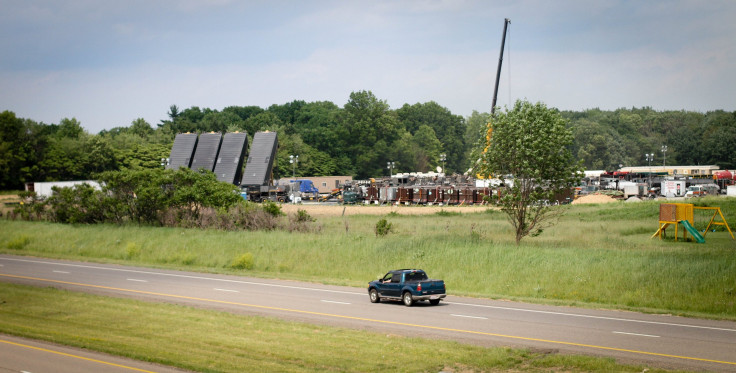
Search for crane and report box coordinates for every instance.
[491,18,510,116]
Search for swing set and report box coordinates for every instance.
[651,203,734,243]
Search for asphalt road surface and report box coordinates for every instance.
[2,255,735,372]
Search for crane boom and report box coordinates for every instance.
[491,18,510,115]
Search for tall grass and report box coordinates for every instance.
[2,197,736,318]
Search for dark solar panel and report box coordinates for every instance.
[190,132,222,172]
[167,133,198,170]
[214,132,248,184]
[241,131,278,187]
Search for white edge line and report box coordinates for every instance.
[126,278,147,282]
[3,256,736,333]
[613,331,660,338]
[321,300,351,305]
[53,270,70,274]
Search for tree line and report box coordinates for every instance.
[2,91,735,190]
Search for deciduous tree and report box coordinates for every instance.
[479,100,582,244]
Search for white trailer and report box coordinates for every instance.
[663,180,686,198]
[27,181,101,198]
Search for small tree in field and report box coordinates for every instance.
[479,100,582,244]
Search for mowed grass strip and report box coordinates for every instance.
[1,198,735,318]
[0,282,680,373]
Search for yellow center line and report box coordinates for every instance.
[2,273,735,367]
[0,338,157,373]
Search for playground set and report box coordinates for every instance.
[652,203,734,243]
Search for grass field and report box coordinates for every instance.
[2,197,735,319]
[0,282,685,372]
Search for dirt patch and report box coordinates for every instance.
[279,203,491,217]
[571,194,619,204]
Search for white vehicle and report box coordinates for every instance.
[685,184,719,198]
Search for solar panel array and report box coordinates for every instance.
[214,132,248,184]
[167,132,256,186]
[241,131,278,187]
[167,133,198,170]
[190,132,222,172]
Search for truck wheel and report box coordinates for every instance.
[402,291,414,307]
[369,289,380,303]
[429,299,440,305]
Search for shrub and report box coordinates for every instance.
[261,201,284,217]
[125,242,141,259]
[6,235,31,250]
[230,253,254,270]
[436,209,461,217]
[12,191,46,221]
[375,218,393,237]
[45,184,108,224]
[224,203,280,231]
[294,209,315,223]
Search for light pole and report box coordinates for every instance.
[661,145,668,168]
[289,155,298,203]
[289,155,298,179]
[387,161,395,177]
[160,158,170,168]
[439,153,446,176]
[645,153,654,188]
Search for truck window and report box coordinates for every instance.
[405,272,428,282]
[391,273,402,283]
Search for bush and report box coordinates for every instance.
[6,235,31,250]
[45,184,108,224]
[294,209,315,223]
[230,253,254,270]
[12,191,46,221]
[436,209,461,217]
[261,201,284,217]
[125,242,141,259]
[375,218,393,237]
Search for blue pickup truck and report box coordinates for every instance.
[368,269,446,306]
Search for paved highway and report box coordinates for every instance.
[1,255,735,372]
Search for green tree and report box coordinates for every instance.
[411,125,442,172]
[339,90,400,178]
[479,100,582,244]
[396,102,467,173]
[200,111,242,133]
[56,118,85,139]
[129,118,154,138]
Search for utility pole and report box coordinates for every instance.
[491,18,510,116]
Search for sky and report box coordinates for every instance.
[2,0,735,134]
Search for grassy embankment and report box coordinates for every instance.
[1,197,733,372]
[2,197,735,319]
[0,282,685,372]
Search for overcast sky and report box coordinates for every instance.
[2,0,734,134]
